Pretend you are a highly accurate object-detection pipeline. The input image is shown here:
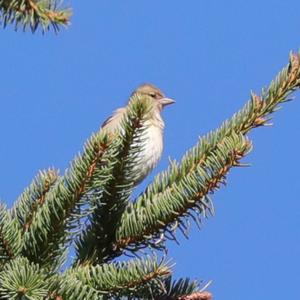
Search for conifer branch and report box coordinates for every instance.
[0,0,71,33]
[21,132,111,269]
[116,133,252,250]
[0,205,15,262]
[0,257,52,299]
[1,51,299,299]
[138,52,300,201]
[115,51,300,252]
[75,95,155,265]
[11,168,59,232]
[55,256,171,299]
[0,204,22,265]
[157,277,208,300]
[20,94,153,269]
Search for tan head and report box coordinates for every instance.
[133,83,175,110]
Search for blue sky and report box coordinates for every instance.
[1,1,300,299]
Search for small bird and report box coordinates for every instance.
[101,83,175,184]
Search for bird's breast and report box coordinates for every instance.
[133,124,164,183]
[142,125,163,163]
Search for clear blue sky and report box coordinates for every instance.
[1,1,300,299]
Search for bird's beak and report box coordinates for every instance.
[160,97,175,107]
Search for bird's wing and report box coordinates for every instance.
[101,107,126,133]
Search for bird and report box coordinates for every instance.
[101,83,175,184]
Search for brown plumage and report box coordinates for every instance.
[101,83,175,184]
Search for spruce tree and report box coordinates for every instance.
[1,1,299,299]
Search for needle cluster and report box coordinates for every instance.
[0,52,299,299]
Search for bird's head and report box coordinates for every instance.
[133,84,175,110]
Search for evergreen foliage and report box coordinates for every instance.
[75,97,156,266]
[0,5,299,294]
[0,0,70,32]
[0,93,213,298]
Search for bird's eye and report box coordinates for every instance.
[149,93,157,99]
